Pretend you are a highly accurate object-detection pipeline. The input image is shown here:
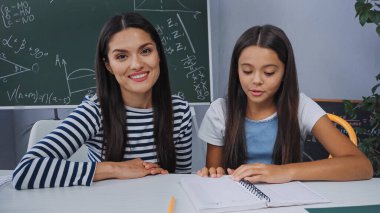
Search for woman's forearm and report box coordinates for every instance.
[93,162,118,181]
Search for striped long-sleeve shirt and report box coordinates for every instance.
[12,95,192,190]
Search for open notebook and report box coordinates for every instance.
[180,176,329,213]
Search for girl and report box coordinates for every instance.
[197,25,373,183]
[13,12,192,190]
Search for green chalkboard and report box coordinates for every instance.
[0,0,211,108]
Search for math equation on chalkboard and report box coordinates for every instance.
[0,0,211,108]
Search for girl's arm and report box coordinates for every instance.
[197,143,225,177]
[288,115,373,180]
[231,115,373,183]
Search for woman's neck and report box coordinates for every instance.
[121,91,153,109]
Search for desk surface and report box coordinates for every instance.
[1,170,380,213]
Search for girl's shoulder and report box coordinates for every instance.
[298,92,326,135]
[211,97,227,111]
[299,92,311,102]
[204,98,227,118]
[299,92,320,108]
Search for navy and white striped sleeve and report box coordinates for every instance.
[173,97,192,173]
[12,97,101,190]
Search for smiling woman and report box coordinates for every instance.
[12,12,193,190]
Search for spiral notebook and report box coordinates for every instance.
[179,176,329,213]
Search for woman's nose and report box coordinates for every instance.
[130,55,143,70]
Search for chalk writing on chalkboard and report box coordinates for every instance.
[1,1,35,28]
[0,0,211,107]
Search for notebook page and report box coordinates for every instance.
[255,181,329,207]
[180,176,267,212]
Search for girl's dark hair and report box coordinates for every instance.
[95,12,176,172]
[223,25,300,169]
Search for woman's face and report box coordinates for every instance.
[238,45,284,108]
[105,27,160,105]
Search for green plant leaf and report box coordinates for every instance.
[373,11,380,24]
[377,25,380,36]
[372,82,380,94]
[355,1,366,14]
[357,127,367,135]
[359,10,370,25]
[376,73,380,81]
[368,10,375,23]
[369,10,380,23]
[343,100,356,118]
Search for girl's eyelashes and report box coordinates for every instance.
[241,70,275,76]
[242,70,252,74]
[264,68,277,76]
[264,71,275,76]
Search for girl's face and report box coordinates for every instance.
[238,45,284,108]
[105,27,160,104]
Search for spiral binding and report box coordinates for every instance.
[239,179,271,202]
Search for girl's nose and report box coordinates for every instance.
[252,72,263,85]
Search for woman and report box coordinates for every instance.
[13,12,192,190]
[197,25,373,183]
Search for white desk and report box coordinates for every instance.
[1,170,379,213]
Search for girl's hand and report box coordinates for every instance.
[196,166,225,178]
[229,163,293,183]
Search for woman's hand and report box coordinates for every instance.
[94,158,168,181]
[142,161,169,175]
[229,163,293,183]
[196,166,226,178]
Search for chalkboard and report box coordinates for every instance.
[0,0,211,108]
[303,99,380,161]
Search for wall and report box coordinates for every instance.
[211,0,380,100]
[2,0,379,172]
[0,110,15,169]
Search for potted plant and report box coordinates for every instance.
[343,0,380,177]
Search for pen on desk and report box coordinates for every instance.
[168,196,175,213]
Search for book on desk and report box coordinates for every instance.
[179,176,330,213]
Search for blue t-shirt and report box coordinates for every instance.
[245,114,277,164]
